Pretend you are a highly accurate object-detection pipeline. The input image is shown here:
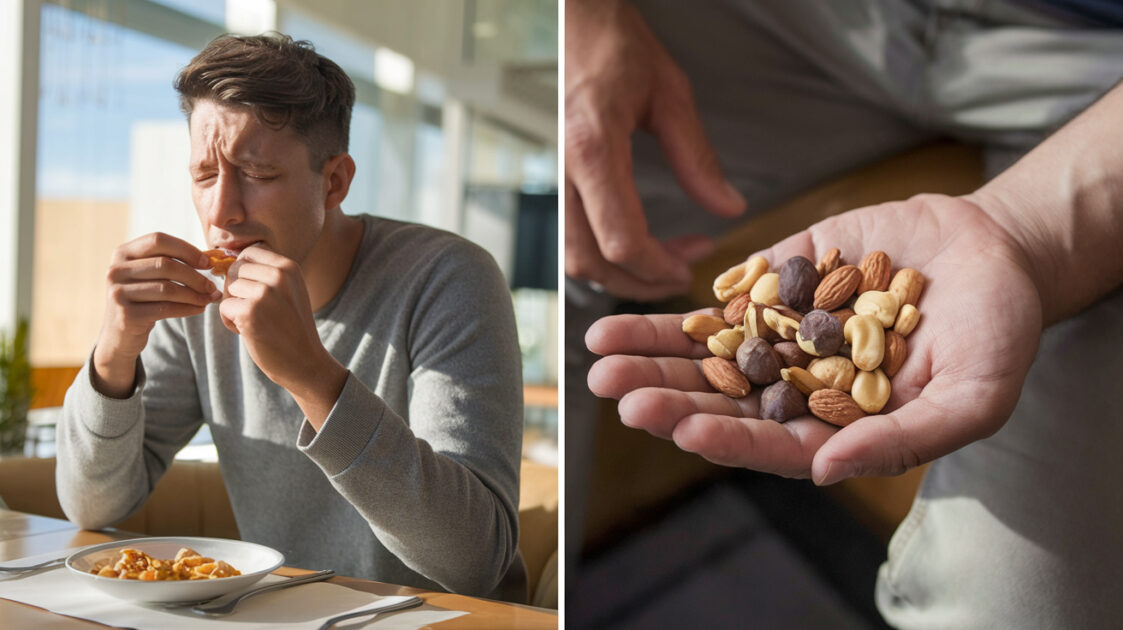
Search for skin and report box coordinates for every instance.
[565,0,747,300]
[586,68,1123,486]
[92,99,361,431]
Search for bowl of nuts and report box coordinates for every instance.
[687,248,924,427]
[66,537,284,603]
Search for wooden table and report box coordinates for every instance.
[0,510,557,629]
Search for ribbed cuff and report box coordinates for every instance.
[297,371,386,477]
[78,349,146,438]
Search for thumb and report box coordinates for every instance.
[648,68,747,219]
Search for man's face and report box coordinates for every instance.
[188,99,327,264]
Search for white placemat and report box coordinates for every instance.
[0,550,466,629]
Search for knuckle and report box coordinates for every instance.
[105,263,127,283]
[107,284,127,305]
[600,237,641,265]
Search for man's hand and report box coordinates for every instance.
[94,232,221,398]
[565,0,746,300]
[586,194,1043,484]
[220,245,346,427]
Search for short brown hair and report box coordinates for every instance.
[174,32,355,169]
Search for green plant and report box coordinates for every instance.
[0,318,32,454]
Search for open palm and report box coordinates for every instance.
[586,194,1043,484]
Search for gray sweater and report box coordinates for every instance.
[56,215,527,601]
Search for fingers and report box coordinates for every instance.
[617,387,754,439]
[648,66,747,219]
[811,373,1011,485]
[587,355,711,400]
[114,232,210,269]
[565,180,692,300]
[107,257,220,300]
[566,119,693,287]
[586,312,718,358]
[672,414,837,478]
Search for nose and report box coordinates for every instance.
[205,168,245,229]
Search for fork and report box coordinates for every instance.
[317,595,423,630]
[190,569,336,616]
[0,556,67,573]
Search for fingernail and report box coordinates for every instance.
[816,461,858,486]
[724,181,747,211]
[210,290,223,301]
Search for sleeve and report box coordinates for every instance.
[55,318,205,530]
[296,238,524,597]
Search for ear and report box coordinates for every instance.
[321,153,355,211]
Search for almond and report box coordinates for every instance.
[857,250,892,294]
[701,357,751,398]
[723,292,752,326]
[808,389,865,427]
[830,308,856,328]
[813,265,861,311]
[882,330,907,377]
[816,248,841,278]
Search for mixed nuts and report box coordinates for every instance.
[688,248,925,427]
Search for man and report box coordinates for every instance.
[570,0,1123,626]
[57,33,527,602]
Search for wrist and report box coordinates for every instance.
[91,342,140,399]
[962,188,1054,324]
[285,352,349,431]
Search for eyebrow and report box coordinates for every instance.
[190,156,278,172]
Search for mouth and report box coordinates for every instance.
[211,240,264,256]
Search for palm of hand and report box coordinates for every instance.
[586,195,1043,483]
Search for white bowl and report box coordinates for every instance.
[66,537,284,603]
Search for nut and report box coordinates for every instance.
[714,255,769,302]
[816,248,841,278]
[894,303,920,336]
[771,304,804,323]
[883,330,907,377]
[701,357,751,398]
[852,368,891,414]
[813,265,861,311]
[853,290,900,328]
[762,306,801,341]
[808,355,856,392]
[749,272,782,306]
[794,309,844,357]
[888,268,925,307]
[723,292,753,326]
[707,325,745,360]
[773,341,813,369]
[857,250,892,294]
[778,255,820,313]
[760,380,809,423]
[808,389,865,427]
[831,308,856,328]
[781,366,826,396]
[745,302,783,343]
[736,337,783,385]
[843,314,885,371]
[682,314,730,343]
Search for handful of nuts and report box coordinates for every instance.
[685,248,925,427]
